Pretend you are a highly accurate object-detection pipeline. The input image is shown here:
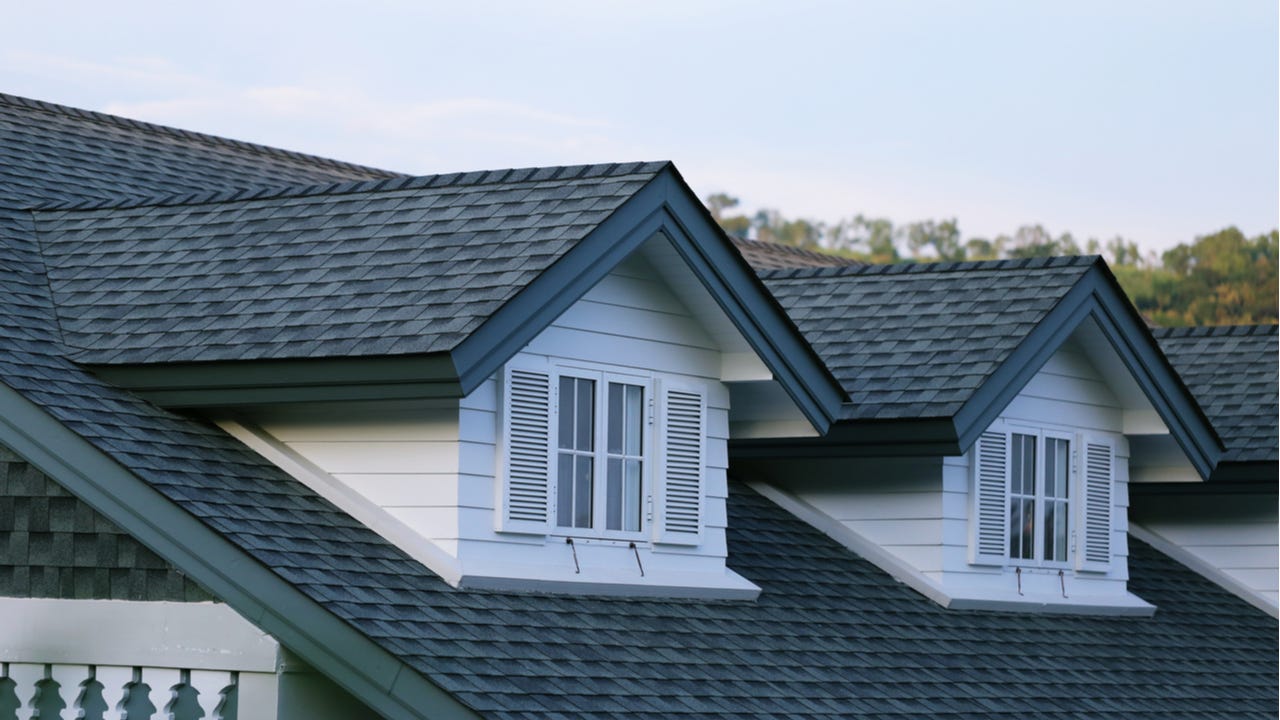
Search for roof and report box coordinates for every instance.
[0,92,398,206]
[34,163,665,364]
[1153,324,1278,465]
[731,236,861,270]
[761,257,1095,420]
[0,93,1272,718]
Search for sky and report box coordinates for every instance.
[4,0,1277,255]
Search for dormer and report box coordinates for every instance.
[736,257,1225,615]
[48,162,845,600]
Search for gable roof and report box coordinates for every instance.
[1153,324,1278,474]
[34,163,666,365]
[752,257,1224,478]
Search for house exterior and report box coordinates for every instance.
[0,92,1275,719]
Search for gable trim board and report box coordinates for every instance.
[0,382,480,720]
[735,261,1223,481]
[73,167,847,433]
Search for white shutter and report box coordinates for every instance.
[1076,436,1113,572]
[970,430,1009,566]
[655,383,704,545]
[499,366,552,534]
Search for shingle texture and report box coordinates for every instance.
[731,237,862,270]
[1153,325,1278,463]
[761,258,1094,419]
[0,444,212,601]
[34,163,665,364]
[0,94,1275,719]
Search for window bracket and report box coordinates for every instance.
[629,541,645,577]
[565,537,580,574]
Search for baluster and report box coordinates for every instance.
[6,663,42,720]
[93,667,131,720]
[1,663,22,720]
[142,669,179,720]
[49,665,85,720]
[186,671,229,720]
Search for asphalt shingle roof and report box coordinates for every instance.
[33,163,665,364]
[760,258,1095,419]
[1153,325,1278,463]
[0,93,1274,718]
[731,237,862,271]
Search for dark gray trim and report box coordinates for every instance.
[731,418,962,458]
[451,167,846,432]
[0,383,481,720]
[1131,475,1279,495]
[87,355,460,408]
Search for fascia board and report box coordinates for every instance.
[87,354,461,407]
[656,176,846,431]
[0,383,481,720]
[451,168,846,431]
[731,418,962,459]
[950,264,1222,478]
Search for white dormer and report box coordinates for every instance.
[214,239,828,600]
[746,322,1190,615]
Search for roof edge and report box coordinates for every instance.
[0,382,481,719]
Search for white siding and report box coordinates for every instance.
[1133,492,1279,612]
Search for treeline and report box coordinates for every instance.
[707,194,1278,327]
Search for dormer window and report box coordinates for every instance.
[500,360,706,546]
[972,421,1114,573]
[555,373,648,535]
[1008,431,1072,564]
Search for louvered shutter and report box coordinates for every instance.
[970,430,1009,566]
[499,366,551,534]
[1076,436,1113,572]
[655,383,704,545]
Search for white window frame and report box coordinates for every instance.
[1005,425,1075,569]
[549,363,653,542]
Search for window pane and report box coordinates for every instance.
[556,453,573,527]
[624,459,642,532]
[1054,500,1069,561]
[558,377,575,450]
[573,455,593,528]
[607,383,624,454]
[1044,440,1056,497]
[606,458,622,531]
[1043,501,1056,561]
[1049,438,1069,499]
[1009,498,1023,559]
[625,384,643,455]
[575,378,594,451]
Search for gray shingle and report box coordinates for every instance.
[1153,325,1278,463]
[761,258,1094,420]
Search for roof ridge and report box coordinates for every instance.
[29,160,673,213]
[756,254,1100,280]
[731,237,863,266]
[1151,323,1279,338]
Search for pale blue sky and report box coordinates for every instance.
[5,0,1276,254]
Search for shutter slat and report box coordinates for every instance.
[1077,438,1113,572]
[501,367,551,531]
[971,431,1009,566]
[658,387,703,544]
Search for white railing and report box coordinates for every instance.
[0,663,236,720]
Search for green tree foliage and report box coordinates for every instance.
[704,193,1277,326]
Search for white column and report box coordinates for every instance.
[144,667,181,720]
[7,663,43,720]
[95,665,132,720]
[189,670,234,719]
[49,664,87,720]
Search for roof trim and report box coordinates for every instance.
[450,165,847,431]
[0,382,481,720]
[949,262,1221,478]
[88,354,461,408]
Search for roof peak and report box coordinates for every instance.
[757,254,1099,280]
[30,160,672,213]
[0,92,403,185]
[1151,324,1279,339]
